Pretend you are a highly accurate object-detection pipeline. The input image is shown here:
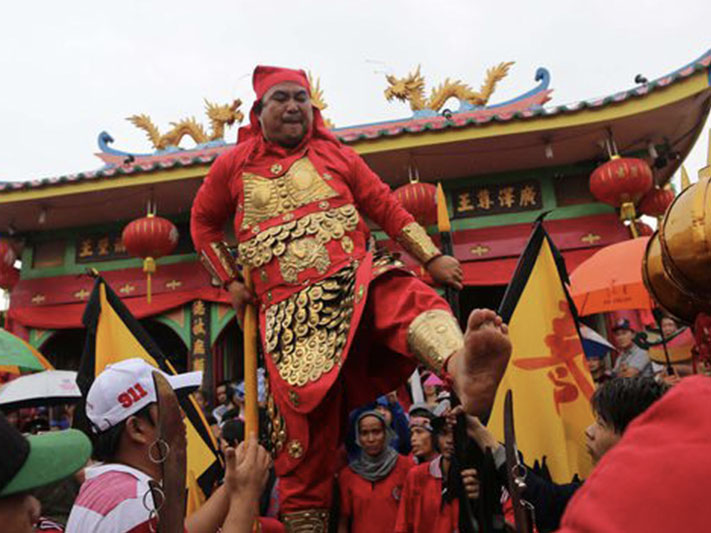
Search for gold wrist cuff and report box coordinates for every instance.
[199,242,240,285]
[407,309,464,373]
[397,222,442,264]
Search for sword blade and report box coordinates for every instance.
[152,371,187,533]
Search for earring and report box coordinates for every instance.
[148,438,170,464]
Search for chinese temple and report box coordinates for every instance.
[1,49,710,394]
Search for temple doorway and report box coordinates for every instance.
[39,319,188,372]
[212,318,244,386]
[41,328,85,371]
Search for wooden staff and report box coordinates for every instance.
[436,183,460,318]
[242,267,259,438]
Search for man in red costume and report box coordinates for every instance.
[191,66,511,531]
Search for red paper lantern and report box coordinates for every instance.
[122,213,178,303]
[590,156,653,237]
[0,238,17,272]
[638,186,675,218]
[590,156,653,207]
[393,181,437,226]
[0,267,19,291]
[634,221,654,237]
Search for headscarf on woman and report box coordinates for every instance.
[348,410,400,483]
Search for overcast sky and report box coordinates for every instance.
[0,0,709,185]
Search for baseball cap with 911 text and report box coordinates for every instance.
[86,358,202,433]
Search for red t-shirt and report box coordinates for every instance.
[395,457,459,533]
[339,455,412,533]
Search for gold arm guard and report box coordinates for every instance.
[407,309,464,374]
[397,222,442,265]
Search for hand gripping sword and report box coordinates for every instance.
[504,390,535,533]
[148,371,187,533]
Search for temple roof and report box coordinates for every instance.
[1,48,709,197]
[0,48,710,236]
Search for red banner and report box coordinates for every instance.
[8,261,230,329]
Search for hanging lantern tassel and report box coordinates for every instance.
[620,202,639,238]
[143,257,156,304]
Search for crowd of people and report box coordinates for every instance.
[587,316,699,387]
[2,63,710,533]
[0,344,693,533]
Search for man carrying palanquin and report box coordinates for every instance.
[191,65,512,531]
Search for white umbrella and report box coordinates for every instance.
[0,370,81,411]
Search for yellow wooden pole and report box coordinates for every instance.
[242,267,259,438]
[681,165,691,191]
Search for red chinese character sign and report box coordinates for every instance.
[488,223,595,483]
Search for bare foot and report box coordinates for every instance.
[447,309,511,417]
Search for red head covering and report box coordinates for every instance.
[237,65,340,158]
[252,65,310,100]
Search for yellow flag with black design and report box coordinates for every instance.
[77,278,221,513]
[488,223,595,483]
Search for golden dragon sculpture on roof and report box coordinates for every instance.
[308,72,334,128]
[128,99,244,151]
[384,62,515,113]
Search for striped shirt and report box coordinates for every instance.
[66,463,169,533]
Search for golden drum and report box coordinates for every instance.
[659,176,711,295]
[643,231,711,324]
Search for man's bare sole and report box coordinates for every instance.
[448,309,512,417]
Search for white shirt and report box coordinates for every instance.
[66,463,158,533]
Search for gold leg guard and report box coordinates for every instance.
[407,309,464,374]
[282,509,330,533]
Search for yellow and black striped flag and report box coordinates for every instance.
[77,277,222,512]
[488,222,595,483]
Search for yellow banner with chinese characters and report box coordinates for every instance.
[489,232,595,483]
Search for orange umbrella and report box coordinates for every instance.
[569,237,654,316]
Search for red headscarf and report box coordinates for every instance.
[237,65,341,158]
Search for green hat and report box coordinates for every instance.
[0,413,91,497]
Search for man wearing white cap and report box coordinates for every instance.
[66,358,272,533]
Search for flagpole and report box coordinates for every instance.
[242,268,259,438]
[436,183,483,532]
[436,183,460,318]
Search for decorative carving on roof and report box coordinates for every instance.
[308,72,334,128]
[385,62,515,116]
[23,48,699,187]
[127,99,244,150]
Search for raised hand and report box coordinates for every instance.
[427,255,464,290]
[224,436,271,500]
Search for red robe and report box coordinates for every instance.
[339,455,412,533]
[191,66,456,517]
[395,457,459,533]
